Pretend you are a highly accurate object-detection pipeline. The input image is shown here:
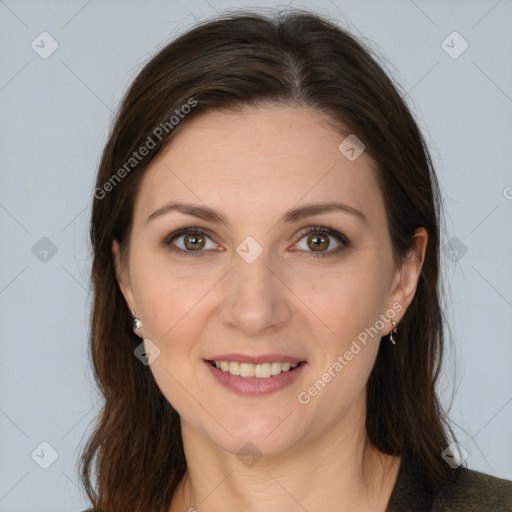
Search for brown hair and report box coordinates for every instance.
[81,8,454,511]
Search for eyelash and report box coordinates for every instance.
[161,226,350,259]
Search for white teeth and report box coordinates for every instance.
[212,361,301,378]
[240,363,254,377]
[255,363,271,378]
[229,361,240,376]
[270,362,282,375]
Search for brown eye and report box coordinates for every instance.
[294,226,350,259]
[183,233,206,250]
[307,233,330,252]
[162,228,217,257]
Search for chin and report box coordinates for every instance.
[219,433,299,461]
[192,412,305,460]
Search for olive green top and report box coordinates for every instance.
[387,455,512,511]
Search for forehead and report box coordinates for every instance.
[134,106,384,224]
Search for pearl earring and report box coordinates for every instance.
[131,310,142,332]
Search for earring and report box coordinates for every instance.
[389,321,398,345]
[131,310,142,333]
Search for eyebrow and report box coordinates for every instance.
[146,200,367,226]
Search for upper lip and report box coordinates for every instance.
[206,353,306,364]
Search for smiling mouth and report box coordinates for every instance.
[207,360,305,378]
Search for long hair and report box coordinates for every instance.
[81,9,453,511]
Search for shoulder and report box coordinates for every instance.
[433,466,512,511]
[387,455,512,512]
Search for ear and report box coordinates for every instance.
[385,227,428,331]
[112,239,136,314]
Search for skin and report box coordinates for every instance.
[113,105,427,512]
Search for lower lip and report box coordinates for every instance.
[205,361,307,396]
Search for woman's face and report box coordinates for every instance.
[113,105,425,457]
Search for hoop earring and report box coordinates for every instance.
[389,321,398,345]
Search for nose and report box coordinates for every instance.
[218,246,292,337]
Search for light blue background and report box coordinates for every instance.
[1,0,511,510]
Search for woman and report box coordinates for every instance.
[81,9,512,512]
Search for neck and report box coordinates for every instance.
[170,399,400,512]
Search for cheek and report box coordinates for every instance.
[299,260,390,402]
[301,263,389,339]
[131,254,217,341]
[137,271,212,414]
